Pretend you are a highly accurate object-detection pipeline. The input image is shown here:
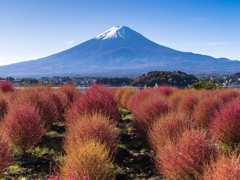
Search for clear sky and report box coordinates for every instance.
[0,0,240,66]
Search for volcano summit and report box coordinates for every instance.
[1,26,240,77]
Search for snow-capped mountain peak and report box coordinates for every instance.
[95,26,126,40]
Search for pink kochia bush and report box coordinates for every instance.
[157,129,217,180]
[67,85,120,123]
[210,101,240,146]
[157,85,175,97]
[3,104,45,153]
[0,80,14,93]
[202,150,240,180]
[127,88,156,114]
[0,131,13,178]
[133,96,170,139]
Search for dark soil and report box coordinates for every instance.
[114,110,161,180]
[4,110,161,180]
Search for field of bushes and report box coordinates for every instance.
[0,80,240,179]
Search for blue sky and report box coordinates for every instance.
[0,0,240,66]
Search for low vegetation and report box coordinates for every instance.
[0,80,240,180]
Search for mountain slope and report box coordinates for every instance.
[0,26,240,77]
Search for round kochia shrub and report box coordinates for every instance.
[202,150,240,180]
[0,130,13,178]
[114,87,127,108]
[157,85,175,97]
[133,95,170,139]
[65,113,119,159]
[156,129,217,180]
[127,88,156,114]
[60,139,115,180]
[210,101,240,146]
[120,88,139,109]
[148,113,194,153]
[67,85,120,123]
[58,84,82,104]
[178,94,199,119]
[0,80,14,93]
[193,96,223,128]
[3,104,45,153]
[13,89,58,129]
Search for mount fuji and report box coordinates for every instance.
[1,25,240,77]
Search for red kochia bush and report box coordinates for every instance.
[133,96,170,139]
[157,85,175,97]
[210,101,240,146]
[3,104,45,153]
[178,94,199,119]
[0,130,13,178]
[58,84,82,104]
[193,96,223,129]
[50,91,68,122]
[14,89,58,129]
[67,85,120,123]
[148,113,194,153]
[65,113,119,159]
[0,80,14,93]
[120,88,139,109]
[0,96,8,121]
[127,88,156,114]
[202,150,240,180]
[157,129,217,180]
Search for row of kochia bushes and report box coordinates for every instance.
[1,79,240,179]
[116,86,240,179]
[0,81,121,179]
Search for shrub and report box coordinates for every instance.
[210,101,240,147]
[218,88,240,104]
[58,84,82,104]
[0,96,8,122]
[114,87,127,108]
[13,89,58,129]
[156,129,217,179]
[60,139,115,180]
[127,88,156,113]
[0,80,14,93]
[178,94,199,119]
[202,150,240,180]
[120,88,139,109]
[0,130,13,178]
[157,85,175,97]
[65,113,119,159]
[3,104,45,154]
[168,90,184,112]
[67,85,120,123]
[193,96,223,129]
[133,95,170,139]
[50,91,68,122]
[148,113,194,153]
